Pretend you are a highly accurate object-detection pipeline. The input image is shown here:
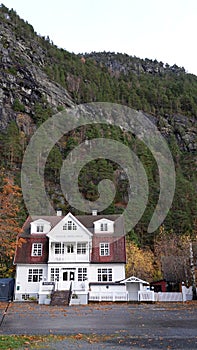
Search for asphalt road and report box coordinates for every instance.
[0,301,197,349]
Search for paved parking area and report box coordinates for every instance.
[0,302,197,349]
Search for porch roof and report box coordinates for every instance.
[119,275,149,285]
[89,282,126,286]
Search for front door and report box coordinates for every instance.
[60,269,75,290]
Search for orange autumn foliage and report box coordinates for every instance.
[0,177,24,277]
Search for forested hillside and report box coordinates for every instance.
[0,4,196,280]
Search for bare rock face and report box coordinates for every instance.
[0,6,196,153]
[0,12,74,132]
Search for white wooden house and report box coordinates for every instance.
[14,211,151,304]
[14,211,127,303]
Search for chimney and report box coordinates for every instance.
[92,210,97,216]
[56,209,62,217]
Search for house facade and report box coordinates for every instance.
[14,211,127,302]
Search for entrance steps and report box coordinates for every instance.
[51,290,71,306]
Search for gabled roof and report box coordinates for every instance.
[46,212,93,240]
[120,276,149,285]
[93,218,114,224]
[77,214,124,236]
[20,213,125,237]
[15,213,126,264]
[30,218,51,225]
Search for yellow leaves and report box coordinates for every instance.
[126,241,156,281]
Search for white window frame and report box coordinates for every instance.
[100,243,110,256]
[28,269,43,282]
[100,223,108,231]
[36,225,44,233]
[54,243,65,254]
[50,268,60,282]
[63,220,77,230]
[77,243,86,254]
[78,267,87,281]
[98,268,112,282]
[31,243,43,256]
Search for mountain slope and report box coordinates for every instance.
[0,4,196,245]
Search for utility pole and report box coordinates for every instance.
[189,241,197,300]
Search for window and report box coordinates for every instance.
[67,244,74,253]
[36,225,44,233]
[78,268,87,281]
[63,220,77,230]
[100,243,110,256]
[98,268,112,282]
[100,223,108,231]
[77,243,86,254]
[22,294,30,300]
[51,268,59,282]
[54,243,64,254]
[31,243,43,256]
[28,269,43,282]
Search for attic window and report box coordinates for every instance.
[63,220,77,230]
[100,223,108,231]
[36,225,44,233]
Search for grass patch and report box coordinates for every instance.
[0,333,120,348]
[0,335,62,349]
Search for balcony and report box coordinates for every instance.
[49,242,91,263]
[49,252,90,263]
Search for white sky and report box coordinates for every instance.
[2,0,197,75]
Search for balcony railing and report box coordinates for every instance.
[49,253,90,262]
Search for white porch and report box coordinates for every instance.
[120,276,150,301]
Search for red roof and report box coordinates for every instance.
[14,214,126,264]
[14,235,48,264]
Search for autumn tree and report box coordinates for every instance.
[126,240,159,282]
[0,177,24,277]
[154,226,191,284]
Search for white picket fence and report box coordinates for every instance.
[89,291,128,302]
[155,292,183,302]
[154,287,193,302]
[138,291,155,302]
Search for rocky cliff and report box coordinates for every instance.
[0,7,73,133]
[0,5,196,153]
[0,5,196,240]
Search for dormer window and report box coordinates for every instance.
[94,218,114,234]
[63,220,77,230]
[100,223,108,231]
[36,225,44,233]
[30,219,51,234]
[32,243,43,256]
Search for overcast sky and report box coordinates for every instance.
[2,0,197,75]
